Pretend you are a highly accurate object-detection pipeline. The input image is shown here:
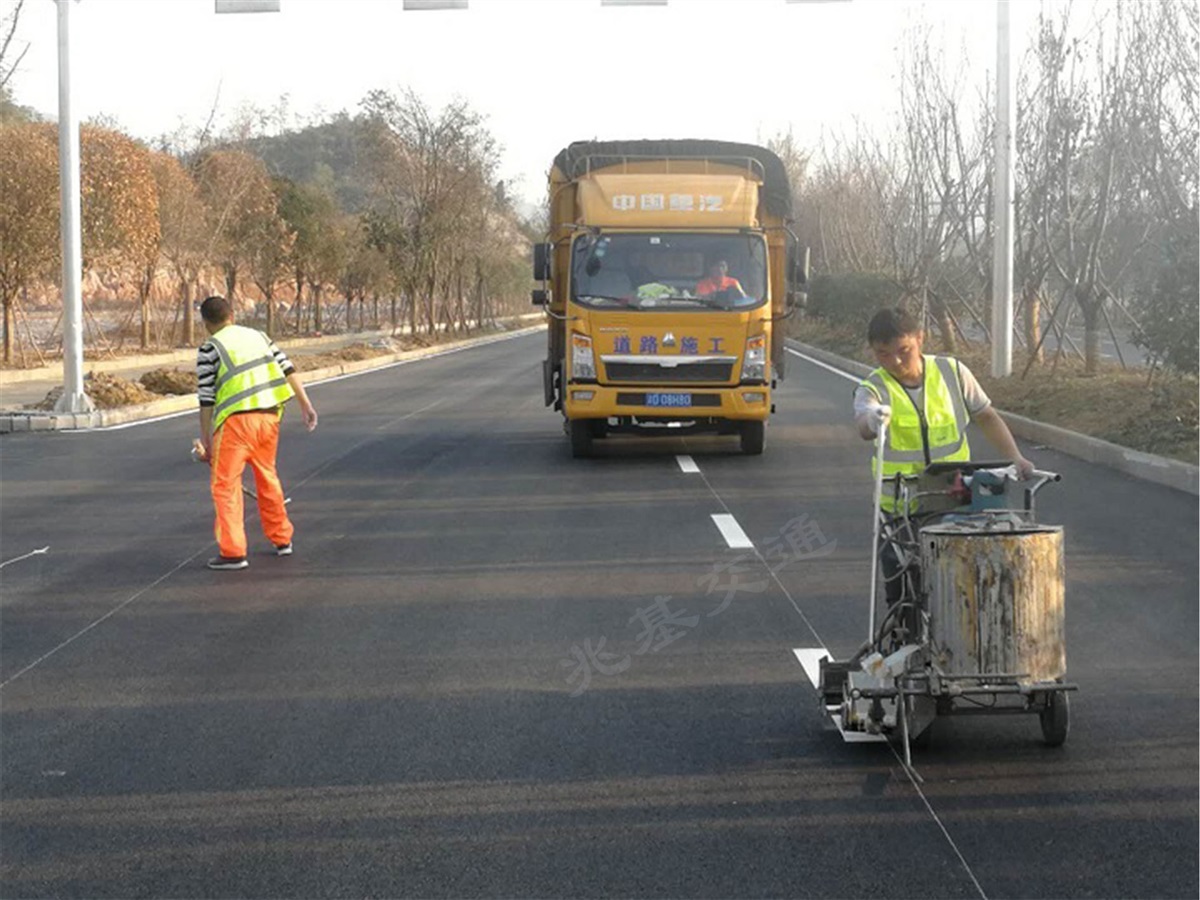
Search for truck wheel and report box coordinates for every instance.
[569,419,593,458]
[1039,691,1069,747]
[740,421,765,455]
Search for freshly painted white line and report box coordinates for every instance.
[711,513,753,549]
[830,714,889,744]
[0,552,201,691]
[786,347,861,384]
[792,648,890,744]
[676,455,700,473]
[792,647,830,689]
[0,546,50,570]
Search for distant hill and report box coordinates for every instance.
[246,113,374,213]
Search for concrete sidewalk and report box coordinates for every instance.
[0,329,401,409]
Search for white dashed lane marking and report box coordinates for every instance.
[711,513,753,549]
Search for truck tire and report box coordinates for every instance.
[569,419,593,458]
[740,420,765,455]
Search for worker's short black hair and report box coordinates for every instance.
[200,295,233,325]
[867,307,921,344]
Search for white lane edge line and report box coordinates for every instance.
[676,454,700,474]
[0,546,50,570]
[711,513,753,549]
[785,347,862,384]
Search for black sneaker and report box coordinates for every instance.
[208,555,248,571]
[275,543,293,557]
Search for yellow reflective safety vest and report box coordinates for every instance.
[860,355,971,513]
[208,324,295,433]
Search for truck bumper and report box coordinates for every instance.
[564,384,770,422]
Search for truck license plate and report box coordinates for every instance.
[645,392,691,408]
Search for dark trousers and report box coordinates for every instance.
[878,511,944,607]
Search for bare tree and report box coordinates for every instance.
[0,0,28,96]
[360,87,502,337]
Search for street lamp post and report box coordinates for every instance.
[52,0,91,415]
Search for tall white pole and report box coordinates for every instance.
[991,0,1014,378]
[53,0,93,414]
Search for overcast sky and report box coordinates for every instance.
[6,0,1042,208]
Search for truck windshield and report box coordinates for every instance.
[571,233,768,311]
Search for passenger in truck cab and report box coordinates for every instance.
[695,259,746,302]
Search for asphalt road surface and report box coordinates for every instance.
[1,331,1196,899]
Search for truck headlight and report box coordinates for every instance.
[742,334,766,383]
[571,333,595,380]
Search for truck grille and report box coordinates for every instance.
[603,358,735,383]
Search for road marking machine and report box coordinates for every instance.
[799,425,1075,767]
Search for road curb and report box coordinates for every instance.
[0,325,544,435]
[786,338,1199,496]
[0,314,547,387]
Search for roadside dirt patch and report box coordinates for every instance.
[289,342,396,372]
[139,367,197,394]
[27,371,161,410]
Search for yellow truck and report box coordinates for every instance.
[533,139,806,457]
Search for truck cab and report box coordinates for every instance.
[534,140,804,457]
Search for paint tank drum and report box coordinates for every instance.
[920,523,1065,681]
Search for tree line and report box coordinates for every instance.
[779,0,1198,379]
[0,86,532,364]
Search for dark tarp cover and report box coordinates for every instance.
[553,139,792,219]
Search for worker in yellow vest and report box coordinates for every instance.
[195,295,318,570]
[854,307,1033,605]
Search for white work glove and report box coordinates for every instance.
[869,405,892,436]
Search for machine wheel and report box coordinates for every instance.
[740,420,765,455]
[569,419,593,458]
[590,419,609,439]
[1039,691,1069,747]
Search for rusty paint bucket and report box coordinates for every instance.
[920,522,1065,682]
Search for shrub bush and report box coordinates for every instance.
[805,272,904,331]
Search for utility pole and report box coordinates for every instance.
[52,0,92,414]
[991,0,1014,377]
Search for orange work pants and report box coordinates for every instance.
[211,410,293,558]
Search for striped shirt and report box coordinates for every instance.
[197,331,295,407]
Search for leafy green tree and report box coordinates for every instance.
[279,178,341,333]
[1134,212,1199,376]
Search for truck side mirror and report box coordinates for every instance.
[789,245,809,288]
[533,242,552,281]
[531,288,549,306]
